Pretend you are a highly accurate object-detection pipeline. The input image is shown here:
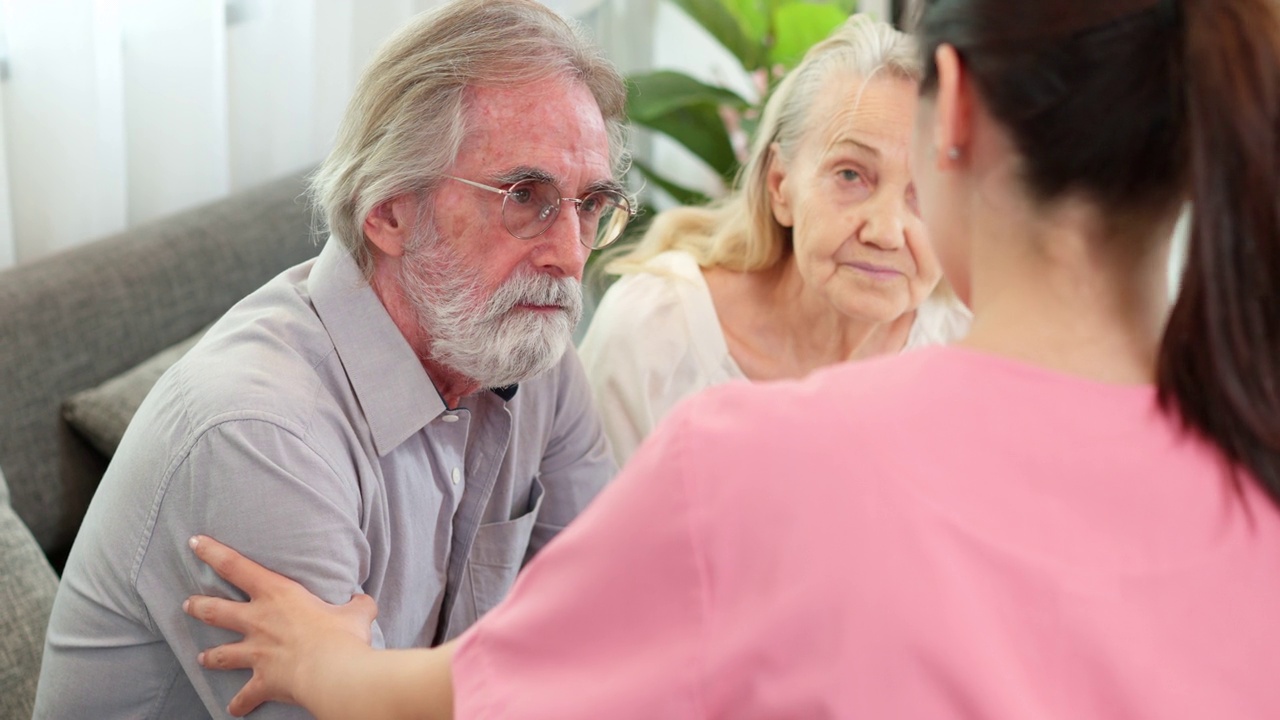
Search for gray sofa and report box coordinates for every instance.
[0,170,320,718]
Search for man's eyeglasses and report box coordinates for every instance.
[446,175,634,250]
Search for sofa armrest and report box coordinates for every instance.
[0,467,58,720]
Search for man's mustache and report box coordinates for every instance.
[484,274,582,322]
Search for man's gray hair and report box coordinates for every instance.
[311,0,629,276]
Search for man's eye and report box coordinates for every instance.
[506,187,535,204]
[578,195,604,216]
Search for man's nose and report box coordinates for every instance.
[531,203,590,280]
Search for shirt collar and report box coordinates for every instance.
[309,237,446,456]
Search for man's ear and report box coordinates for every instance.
[932,44,973,169]
[765,143,795,228]
[363,194,419,258]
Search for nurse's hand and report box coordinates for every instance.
[183,535,378,717]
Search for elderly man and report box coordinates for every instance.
[33,1,626,717]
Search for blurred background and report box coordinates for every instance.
[0,0,909,270]
[0,0,1184,294]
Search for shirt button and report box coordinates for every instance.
[451,467,461,485]
[442,414,459,423]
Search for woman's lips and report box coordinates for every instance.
[845,261,904,279]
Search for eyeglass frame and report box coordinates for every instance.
[444,174,635,250]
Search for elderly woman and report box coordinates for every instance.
[579,15,969,464]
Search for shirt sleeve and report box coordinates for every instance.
[526,346,618,561]
[134,419,382,720]
[452,406,708,720]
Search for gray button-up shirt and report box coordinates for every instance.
[34,238,615,719]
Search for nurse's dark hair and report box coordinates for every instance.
[917,0,1280,501]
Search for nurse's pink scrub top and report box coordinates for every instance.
[453,346,1280,719]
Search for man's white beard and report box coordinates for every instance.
[399,227,583,390]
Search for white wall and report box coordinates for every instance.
[0,0,658,270]
[0,0,453,269]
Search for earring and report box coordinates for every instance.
[946,147,961,161]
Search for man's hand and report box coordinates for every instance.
[183,535,378,717]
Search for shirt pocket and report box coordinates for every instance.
[453,476,545,633]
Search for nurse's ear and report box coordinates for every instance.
[930,43,974,169]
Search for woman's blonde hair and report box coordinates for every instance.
[608,14,918,275]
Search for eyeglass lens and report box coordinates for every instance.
[502,179,630,248]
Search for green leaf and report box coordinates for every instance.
[626,73,740,180]
[739,112,761,145]
[632,103,739,180]
[627,71,750,120]
[631,158,713,207]
[669,0,767,70]
[769,3,849,69]
[722,0,768,44]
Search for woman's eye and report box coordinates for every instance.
[837,169,862,183]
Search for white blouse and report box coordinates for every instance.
[578,250,971,466]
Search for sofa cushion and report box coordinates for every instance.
[62,328,207,458]
[0,465,59,720]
